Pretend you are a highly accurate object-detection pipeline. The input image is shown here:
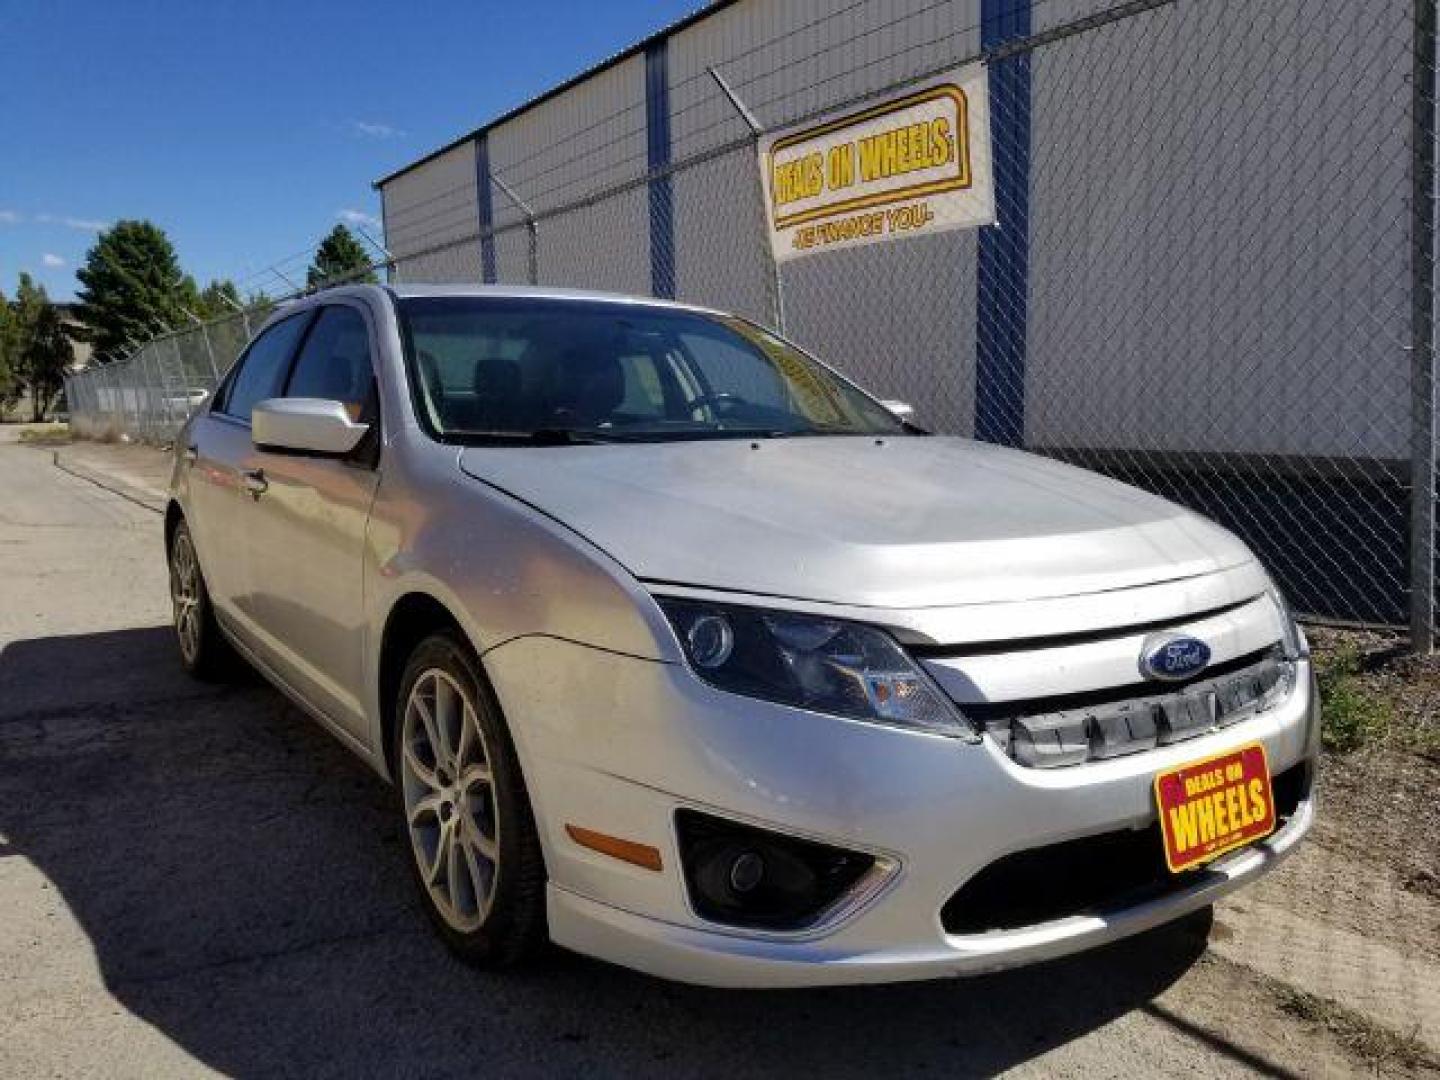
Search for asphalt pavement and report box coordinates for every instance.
[0,429,1421,1078]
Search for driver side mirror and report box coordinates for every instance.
[252,398,369,456]
[880,399,915,420]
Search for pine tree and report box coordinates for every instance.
[306,224,377,289]
[0,287,19,415]
[20,303,72,421]
[194,279,244,321]
[10,275,72,420]
[73,220,191,358]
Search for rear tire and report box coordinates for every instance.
[168,519,234,680]
[394,632,547,967]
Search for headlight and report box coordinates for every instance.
[656,598,970,737]
[1267,583,1308,660]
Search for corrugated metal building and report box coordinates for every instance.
[375,0,1417,623]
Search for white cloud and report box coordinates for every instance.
[0,210,19,224]
[350,119,404,139]
[36,214,108,231]
[41,253,66,268]
[338,208,381,231]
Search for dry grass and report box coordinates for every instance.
[1271,981,1440,1074]
[15,422,72,446]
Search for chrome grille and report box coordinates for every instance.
[980,652,1294,769]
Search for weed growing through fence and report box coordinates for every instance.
[1314,644,1395,752]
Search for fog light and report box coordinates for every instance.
[676,809,876,930]
[729,850,765,893]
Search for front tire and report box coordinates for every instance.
[394,632,547,966]
[168,519,233,680]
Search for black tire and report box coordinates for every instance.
[167,518,235,681]
[393,631,547,967]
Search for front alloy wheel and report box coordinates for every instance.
[168,519,232,679]
[170,529,203,666]
[401,667,501,931]
[394,633,545,965]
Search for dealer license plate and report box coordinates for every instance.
[1154,743,1276,873]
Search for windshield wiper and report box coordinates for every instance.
[449,427,618,446]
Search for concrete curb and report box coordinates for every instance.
[52,449,167,515]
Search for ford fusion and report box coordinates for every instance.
[165,285,1317,986]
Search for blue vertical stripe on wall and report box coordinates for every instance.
[645,40,676,299]
[379,181,393,284]
[475,134,497,284]
[975,0,1032,446]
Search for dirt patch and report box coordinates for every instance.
[1154,952,1440,1078]
[1306,628,1440,916]
[1270,977,1440,1075]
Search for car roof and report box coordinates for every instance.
[310,282,729,318]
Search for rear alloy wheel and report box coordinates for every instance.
[168,520,232,679]
[395,633,545,965]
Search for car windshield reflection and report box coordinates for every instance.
[397,297,909,444]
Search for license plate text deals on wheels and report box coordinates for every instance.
[1155,743,1276,873]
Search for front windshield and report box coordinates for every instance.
[397,296,907,443]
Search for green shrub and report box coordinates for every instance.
[1314,645,1393,753]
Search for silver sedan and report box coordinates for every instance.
[166,284,1317,986]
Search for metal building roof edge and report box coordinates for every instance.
[372,0,737,190]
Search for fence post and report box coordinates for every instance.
[492,174,539,286]
[167,335,191,439]
[217,292,252,339]
[108,365,119,438]
[476,133,498,284]
[1412,0,1438,653]
[146,330,176,440]
[707,66,786,333]
[645,40,676,299]
[141,350,160,441]
[183,307,221,385]
[353,223,396,281]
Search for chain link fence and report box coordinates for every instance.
[65,306,261,443]
[65,0,1439,648]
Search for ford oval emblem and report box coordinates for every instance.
[1139,634,1212,682]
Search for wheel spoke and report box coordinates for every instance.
[445,820,466,910]
[467,821,499,865]
[402,737,441,790]
[433,677,460,769]
[458,761,492,792]
[407,791,444,827]
[424,819,453,887]
[461,836,491,916]
[411,691,443,766]
[455,703,475,767]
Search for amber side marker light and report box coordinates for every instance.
[566,824,663,871]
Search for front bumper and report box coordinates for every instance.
[484,636,1318,988]
[549,794,1313,987]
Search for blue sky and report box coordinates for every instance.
[0,0,700,301]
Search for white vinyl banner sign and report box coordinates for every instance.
[758,65,995,262]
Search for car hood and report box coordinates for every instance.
[457,436,1257,608]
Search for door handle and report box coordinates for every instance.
[242,468,269,497]
[183,444,198,465]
